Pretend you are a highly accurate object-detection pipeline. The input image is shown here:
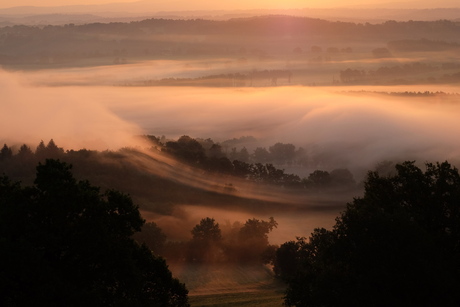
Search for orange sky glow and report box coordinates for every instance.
[0,0,458,10]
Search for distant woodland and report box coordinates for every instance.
[0,15,460,86]
[0,137,360,207]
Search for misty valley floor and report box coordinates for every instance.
[170,264,285,306]
[188,290,285,307]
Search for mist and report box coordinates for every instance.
[4,64,460,178]
[61,82,460,173]
[3,9,460,304]
[141,204,339,246]
[3,63,460,243]
[0,69,145,150]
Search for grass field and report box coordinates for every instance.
[169,263,286,306]
[188,290,285,307]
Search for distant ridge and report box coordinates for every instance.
[1,4,460,24]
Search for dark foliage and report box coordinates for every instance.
[0,144,13,161]
[161,136,306,187]
[388,38,460,52]
[339,61,460,85]
[133,221,168,255]
[233,217,278,263]
[188,218,223,263]
[163,135,206,166]
[0,159,189,307]
[275,161,460,307]
[0,138,358,218]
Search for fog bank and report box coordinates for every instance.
[4,67,460,244]
[0,69,145,150]
[105,85,460,173]
[4,67,460,174]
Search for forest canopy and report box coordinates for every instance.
[0,159,189,307]
[274,161,460,307]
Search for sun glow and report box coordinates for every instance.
[0,0,455,10]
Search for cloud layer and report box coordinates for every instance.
[4,66,460,174]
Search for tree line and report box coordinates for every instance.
[154,135,357,191]
[0,137,359,193]
[340,62,460,85]
[135,216,278,265]
[1,16,459,66]
[342,90,460,98]
[387,38,460,52]
[130,69,293,87]
[2,16,459,42]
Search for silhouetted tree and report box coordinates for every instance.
[269,143,296,165]
[340,68,366,83]
[372,47,392,58]
[252,147,271,163]
[191,218,220,241]
[189,217,222,262]
[273,237,307,280]
[204,157,233,174]
[249,163,268,182]
[265,163,285,184]
[0,159,189,306]
[277,161,460,307]
[3,144,36,181]
[238,147,250,162]
[35,140,47,158]
[228,147,238,161]
[0,144,12,161]
[133,221,167,255]
[163,135,206,166]
[16,144,33,158]
[329,168,356,187]
[45,139,64,158]
[305,170,331,190]
[236,217,278,263]
[230,146,250,163]
[207,143,224,158]
[232,160,252,179]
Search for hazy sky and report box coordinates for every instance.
[0,0,458,10]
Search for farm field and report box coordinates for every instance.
[170,264,286,306]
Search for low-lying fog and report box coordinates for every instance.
[5,67,460,170]
[3,67,460,242]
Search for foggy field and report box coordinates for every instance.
[189,291,284,307]
[171,264,285,306]
[4,65,460,172]
[147,203,343,246]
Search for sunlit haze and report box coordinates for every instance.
[1,2,460,302]
[4,67,460,174]
[0,0,459,10]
